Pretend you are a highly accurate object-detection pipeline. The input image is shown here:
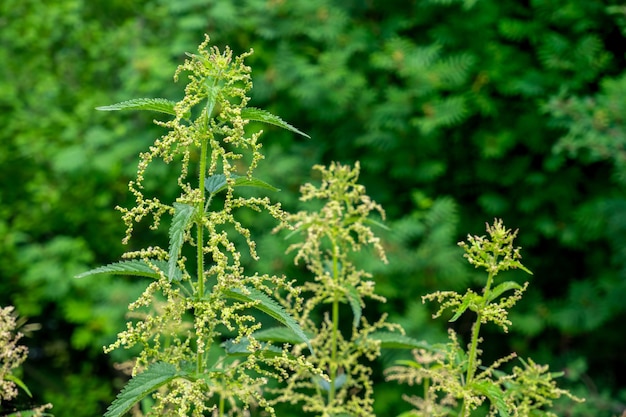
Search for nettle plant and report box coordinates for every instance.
[77,36,320,417]
[386,220,583,417]
[270,162,416,416]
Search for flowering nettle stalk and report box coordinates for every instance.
[78,36,316,417]
[271,162,411,417]
[386,220,583,417]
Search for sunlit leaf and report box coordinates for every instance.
[96,98,177,115]
[241,107,310,138]
[75,260,182,281]
[488,281,523,303]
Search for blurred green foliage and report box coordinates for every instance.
[2,0,626,415]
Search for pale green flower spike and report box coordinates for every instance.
[272,162,408,417]
[387,219,583,417]
[80,35,318,417]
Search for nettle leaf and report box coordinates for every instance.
[241,107,310,138]
[169,203,196,281]
[449,292,482,322]
[449,296,473,322]
[104,362,184,417]
[488,281,523,303]
[222,338,284,358]
[471,380,509,417]
[366,331,430,350]
[224,287,313,354]
[5,374,31,397]
[75,260,182,281]
[313,373,347,392]
[253,326,305,345]
[205,173,279,195]
[345,283,362,328]
[96,98,177,115]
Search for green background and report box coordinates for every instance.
[1,0,626,415]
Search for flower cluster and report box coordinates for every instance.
[273,162,398,417]
[387,220,582,416]
[0,306,27,403]
[100,37,317,416]
[0,306,52,415]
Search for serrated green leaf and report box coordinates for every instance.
[205,173,279,195]
[487,281,523,303]
[345,284,362,328]
[169,203,196,281]
[104,362,183,417]
[205,174,228,194]
[253,327,305,345]
[366,331,430,350]
[222,338,284,358]
[224,287,313,354]
[471,380,509,417]
[449,294,474,322]
[96,98,177,115]
[231,175,280,192]
[75,260,182,281]
[241,107,310,138]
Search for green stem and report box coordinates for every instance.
[196,137,208,375]
[461,269,495,417]
[328,242,341,406]
[197,138,208,299]
[195,86,217,373]
[461,315,482,417]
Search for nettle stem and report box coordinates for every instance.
[328,240,341,406]
[197,139,208,299]
[462,267,496,417]
[195,89,217,372]
[195,135,208,373]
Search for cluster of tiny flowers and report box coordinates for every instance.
[103,35,324,417]
[391,220,582,416]
[278,162,387,269]
[117,34,264,247]
[458,219,530,276]
[0,306,52,415]
[0,306,27,403]
[272,162,397,417]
